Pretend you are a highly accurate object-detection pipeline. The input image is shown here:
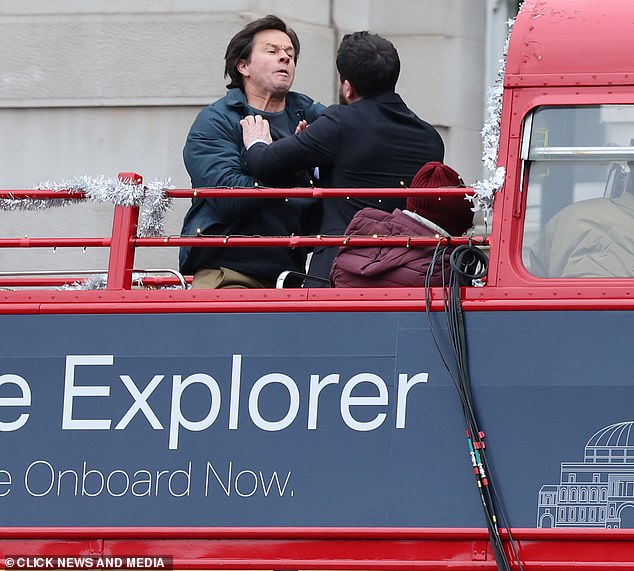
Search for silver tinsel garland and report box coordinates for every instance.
[0,175,174,237]
[59,272,185,291]
[60,273,109,291]
[138,178,175,237]
[470,13,518,218]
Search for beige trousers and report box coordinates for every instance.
[191,267,274,289]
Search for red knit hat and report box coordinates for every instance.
[406,161,474,236]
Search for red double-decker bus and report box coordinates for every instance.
[2,0,634,568]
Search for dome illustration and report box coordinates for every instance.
[538,421,634,529]
[585,422,634,463]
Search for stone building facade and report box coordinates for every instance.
[0,0,517,272]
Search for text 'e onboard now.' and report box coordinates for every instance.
[0,354,429,450]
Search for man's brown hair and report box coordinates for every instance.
[224,15,300,90]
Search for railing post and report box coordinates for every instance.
[106,172,142,290]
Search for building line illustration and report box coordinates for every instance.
[538,421,634,529]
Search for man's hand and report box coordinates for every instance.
[295,119,309,134]
[240,115,273,149]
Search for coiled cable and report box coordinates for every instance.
[425,240,523,571]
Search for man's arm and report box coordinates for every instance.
[241,109,341,180]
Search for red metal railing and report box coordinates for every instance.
[0,175,483,291]
[7,177,634,313]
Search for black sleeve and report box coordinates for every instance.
[242,110,342,180]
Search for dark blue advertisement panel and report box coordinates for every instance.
[0,310,633,529]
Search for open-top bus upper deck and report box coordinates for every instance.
[3,0,634,569]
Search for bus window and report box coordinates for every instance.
[521,105,634,278]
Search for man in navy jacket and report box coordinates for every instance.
[179,15,325,288]
[241,31,445,283]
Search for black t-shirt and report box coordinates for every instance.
[250,106,296,140]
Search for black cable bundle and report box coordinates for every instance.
[425,241,523,571]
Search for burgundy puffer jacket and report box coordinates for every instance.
[330,208,449,287]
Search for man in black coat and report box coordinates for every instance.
[241,31,445,284]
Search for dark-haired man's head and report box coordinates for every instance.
[336,31,400,104]
[224,15,300,92]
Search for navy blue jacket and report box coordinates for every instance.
[179,88,325,277]
[242,92,445,282]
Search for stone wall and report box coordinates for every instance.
[0,0,489,272]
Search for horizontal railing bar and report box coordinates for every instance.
[0,277,93,287]
[0,235,488,249]
[1,187,474,200]
[141,267,188,288]
[0,189,86,199]
[0,238,111,248]
[0,269,187,289]
[168,187,475,199]
[0,277,187,287]
[0,269,106,276]
[530,145,634,161]
[136,235,489,248]
[0,268,182,277]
